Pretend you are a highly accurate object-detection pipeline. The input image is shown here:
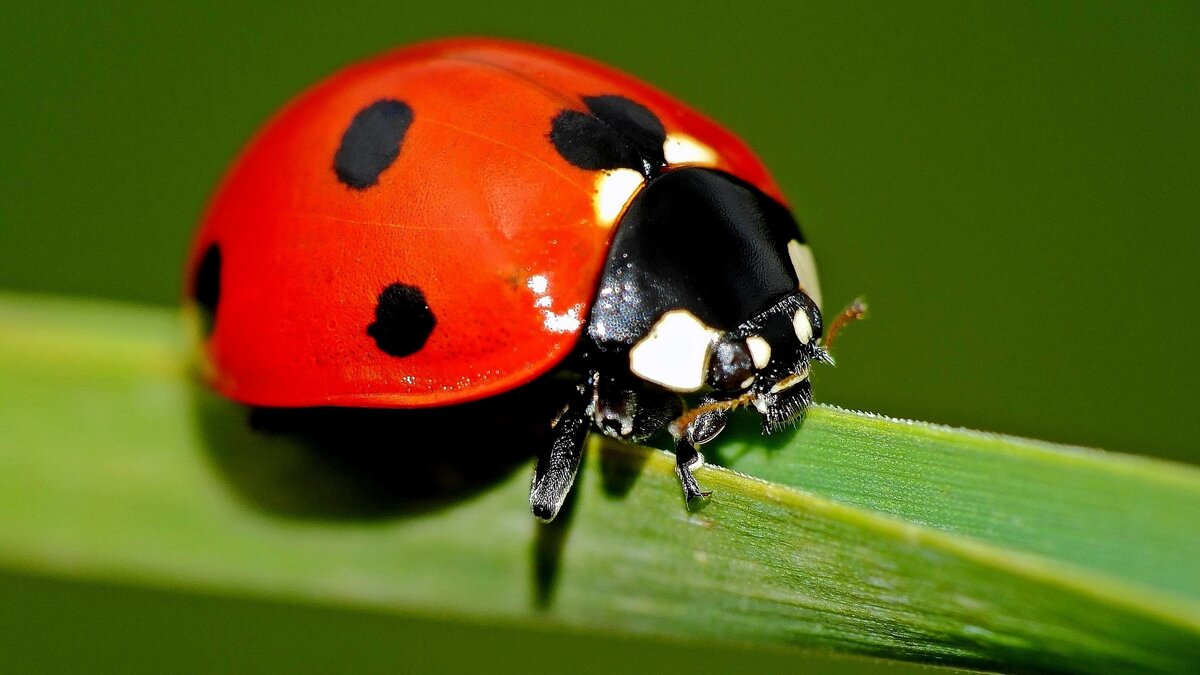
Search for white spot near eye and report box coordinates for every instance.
[594,168,644,226]
[787,240,823,310]
[628,310,718,392]
[793,309,813,345]
[746,335,772,369]
[663,133,719,166]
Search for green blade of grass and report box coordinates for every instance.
[713,407,1200,602]
[1,293,1198,673]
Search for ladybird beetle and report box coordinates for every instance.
[186,38,832,521]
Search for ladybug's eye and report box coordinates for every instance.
[707,337,756,391]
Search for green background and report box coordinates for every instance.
[1,1,1196,671]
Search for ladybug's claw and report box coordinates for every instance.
[674,439,711,507]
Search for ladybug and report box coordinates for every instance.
[187,38,835,521]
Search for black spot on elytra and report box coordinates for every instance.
[334,99,413,190]
[550,94,666,176]
[192,243,221,336]
[367,283,436,357]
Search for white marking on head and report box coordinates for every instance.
[663,133,719,166]
[628,310,719,392]
[787,240,823,310]
[593,168,644,226]
[769,366,810,394]
[739,375,756,389]
[792,309,813,345]
[746,336,772,369]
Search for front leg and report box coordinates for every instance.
[669,393,738,506]
[591,374,716,506]
[593,372,682,443]
[529,383,591,522]
[672,438,711,504]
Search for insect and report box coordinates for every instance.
[187,38,853,521]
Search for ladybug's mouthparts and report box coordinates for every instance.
[757,379,814,433]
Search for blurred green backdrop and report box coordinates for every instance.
[0,1,1196,671]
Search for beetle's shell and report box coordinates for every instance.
[187,38,783,408]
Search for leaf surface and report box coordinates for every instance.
[0,294,1196,673]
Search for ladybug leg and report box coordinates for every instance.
[669,393,737,506]
[672,439,711,505]
[592,374,718,507]
[529,384,591,522]
[593,373,682,442]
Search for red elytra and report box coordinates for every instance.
[186,37,785,409]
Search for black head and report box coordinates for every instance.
[581,165,827,431]
[707,292,829,431]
